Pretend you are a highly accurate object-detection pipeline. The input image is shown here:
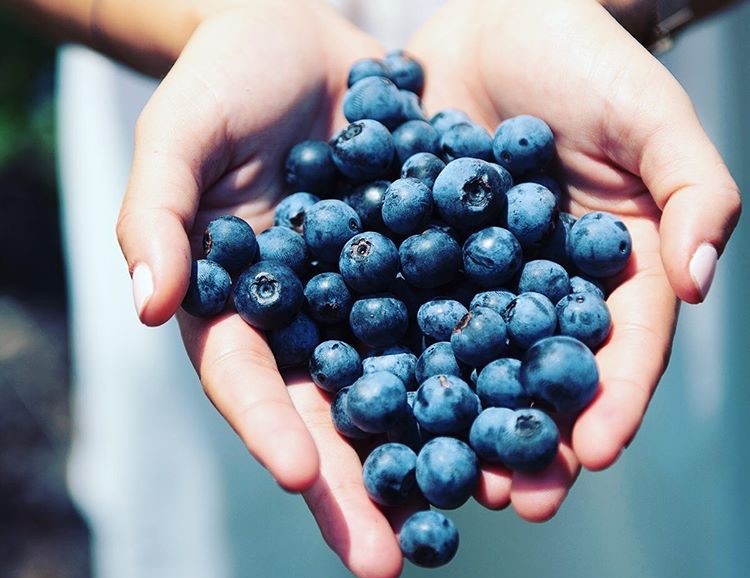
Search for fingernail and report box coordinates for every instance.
[689,243,718,301]
[132,263,154,318]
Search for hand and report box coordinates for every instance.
[116,3,410,576]
[407,0,741,521]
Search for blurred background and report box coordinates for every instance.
[0,2,749,578]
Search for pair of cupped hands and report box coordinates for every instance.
[116,0,739,576]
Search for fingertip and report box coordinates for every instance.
[474,463,512,510]
[267,427,321,492]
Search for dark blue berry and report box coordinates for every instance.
[182,259,232,317]
[233,261,303,330]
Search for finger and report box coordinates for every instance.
[637,95,741,304]
[178,312,319,492]
[288,377,404,578]
[572,218,678,470]
[510,438,580,523]
[116,53,230,326]
[474,463,512,511]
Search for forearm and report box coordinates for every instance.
[2,0,234,76]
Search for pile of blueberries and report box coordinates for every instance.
[182,50,632,569]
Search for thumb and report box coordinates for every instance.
[116,58,228,326]
[638,92,741,304]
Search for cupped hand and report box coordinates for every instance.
[115,2,411,576]
[407,0,740,521]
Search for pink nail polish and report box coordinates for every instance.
[689,243,718,301]
[132,263,154,318]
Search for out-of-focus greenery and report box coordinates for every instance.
[0,9,56,181]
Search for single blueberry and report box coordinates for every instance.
[203,215,258,275]
[284,140,338,195]
[331,387,370,439]
[475,358,529,409]
[382,178,433,236]
[182,259,232,318]
[413,374,480,435]
[256,226,308,277]
[470,289,516,316]
[462,227,523,288]
[363,351,418,390]
[303,199,362,262]
[383,49,424,94]
[362,443,418,506]
[233,260,303,330]
[343,180,390,232]
[503,292,557,349]
[309,340,362,393]
[520,335,599,414]
[399,510,459,568]
[331,120,396,182]
[400,152,446,190]
[399,89,426,122]
[349,296,409,347]
[430,108,472,136]
[495,408,560,472]
[339,231,399,293]
[439,122,493,162]
[415,436,479,509]
[303,272,353,325]
[415,342,465,384]
[517,259,571,304]
[556,292,612,350]
[492,114,555,176]
[432,158,509,231]
[347,57,392,87]
[267,312,320,368]
[392,120,440,164]
[417,299,469,342]
[567,211,632,277]
[343,76,404,129]
[346,370,408,433]
[505,182,558,248]
[523,173,563,201]
[450,307,508,368]
[468,406,514,462]
[569,275,606,300]
[399,228,462,289]
[274,192,321,234]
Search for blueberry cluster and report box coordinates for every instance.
[181,50,632,569]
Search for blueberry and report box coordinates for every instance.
[203,215,258,274]
[417,299,469,342]
[503,292,557,349]
[415,437,479,509]
[309,340,362,393]
[347,57,391,87]
[331,387,370,439]
[475,358,529,409]
[382,178,433,236]
[505,183,558,248]
[413,374,480,435]
[536,211,576,267]
[569,275,606,300]
[415,342,465,384]
[346,370,408,433]
[233,261,303,330]
[391,120,440,164]
[349,296,409,347]
[303,199,362,262]
[363,351,418,390]
[430,108,471,136]
[343,180,389,232]
[469,290,516,316]
[399,510,459,568]
[462,227,523,288]
[182,259,232,317]
[399,89,426,122]
[303,272,352,325]
[256,226,308,277]
[331,120,396,182]
[362,443,418,506]
[523,173,563,201]
[450,307,508,368]
[274,192,321,234]
[432,158,509,231]
[517,259,571,304]
[556,292,612,350]
[267,312,320,368]
[439,122,493,162]
[339,231,399,293]
[400,152,446,190]
[468,406,514,462]
[567,211,632,277]
[283,140,338,195]
[492,114,555,176]
[343,76,404,129]
[399,228,462,289]
[383,49,424,95]
[520,335,599,414]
